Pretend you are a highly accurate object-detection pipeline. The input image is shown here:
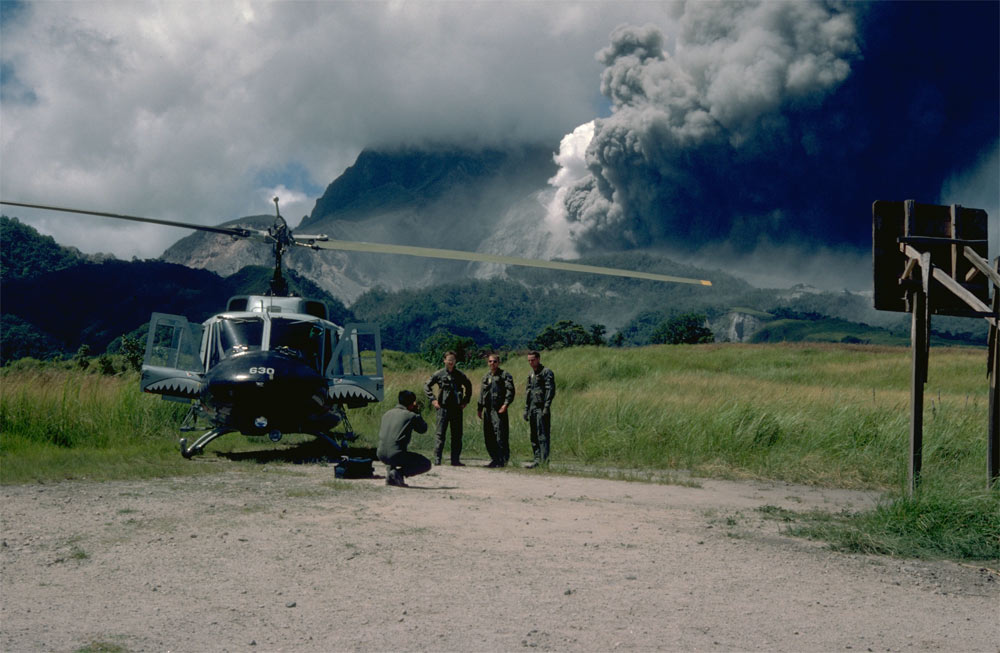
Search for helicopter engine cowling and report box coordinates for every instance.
[201,350,332,436]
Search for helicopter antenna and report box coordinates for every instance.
[268,197,290,296]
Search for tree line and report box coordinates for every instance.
[419,313,714,366]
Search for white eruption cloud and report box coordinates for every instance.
[545,121,595,258]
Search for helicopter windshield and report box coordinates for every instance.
[268,318,324,371]
[217,317,264,358]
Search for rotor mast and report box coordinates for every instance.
[269,196,290,296]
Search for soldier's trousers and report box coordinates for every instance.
[483,409,510,465]
[527,408,551,463]
[434,405,464,463]
[379,451,432,478]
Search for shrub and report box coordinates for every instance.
[651,313,714,345]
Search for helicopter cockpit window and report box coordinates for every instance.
[268,318,324,371]
[217,317,264,359]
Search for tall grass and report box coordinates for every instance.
[4,344,989,489]
[3,344,996,559]
[1,366,198,481]
[517,344,988,491]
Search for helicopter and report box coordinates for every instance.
[0,198,712,459]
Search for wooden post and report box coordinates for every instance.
[950,204,959,278]
[910,290,928,495]
[909,252,931,496]
[989,328,999,487]
[879,202,995,491]
[989,258,1000,488]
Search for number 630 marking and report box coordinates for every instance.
[249,366,276,379]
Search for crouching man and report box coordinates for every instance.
[377,390,432,487]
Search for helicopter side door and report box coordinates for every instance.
[140,312,206,401]
[326,323,384,407]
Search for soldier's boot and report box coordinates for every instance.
[387,469,407,487]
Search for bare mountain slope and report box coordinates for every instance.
[162,146,562,303]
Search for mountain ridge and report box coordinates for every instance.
[161,145,563,302]
[0,216,987,364]
[1,145,989,363]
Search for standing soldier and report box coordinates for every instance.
[477,353,516,468]
[523,350,556,468]
[424,350,473,466]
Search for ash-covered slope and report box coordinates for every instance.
[161,214,276,277]
[161,145,561,303]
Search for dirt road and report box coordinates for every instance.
[1,461,997,652]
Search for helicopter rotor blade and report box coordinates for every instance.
[1,199,712,286]
[0,200,258,239]
[304,238,713,286]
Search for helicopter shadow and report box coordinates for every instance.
[216,439,376,465]
[401,483,461,491]
[214,441,461,489]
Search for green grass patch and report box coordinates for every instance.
[791,488,999,561]
[758,484,1000,561]
[2,343,994,560]
[76,640,130,653]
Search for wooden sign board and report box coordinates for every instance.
[873,200,989,316]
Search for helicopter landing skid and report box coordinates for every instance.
[314,426,359,453]
[315,431,349,453]
[313,408,359,452]
[180,428,232,459]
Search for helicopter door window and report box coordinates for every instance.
[217,317,264,359]
[268,318,324,372]
[323,329,337,374]
[145,313,205,372]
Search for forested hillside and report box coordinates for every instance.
[0,218,987,366]
[1,216,91,282]
[0,258,351,365]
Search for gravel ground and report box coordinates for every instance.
[1,460,997,652]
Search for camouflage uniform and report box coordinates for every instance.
[376,403,431,481]
[424,367,473,464]
[524,364,556,464]
[478,366,515,466]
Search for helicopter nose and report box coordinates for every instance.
[251,417,284,442]
[204,352,329,434]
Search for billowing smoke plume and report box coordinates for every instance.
[551,1,999,256]
[544,121,594,258]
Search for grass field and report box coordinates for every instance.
[2,344,997,560]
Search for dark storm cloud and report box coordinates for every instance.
[559,1,1000,254]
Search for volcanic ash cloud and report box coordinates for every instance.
[549,1,859,252]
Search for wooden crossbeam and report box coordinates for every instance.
[964,247,1000,288]
[901,244,997,327]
